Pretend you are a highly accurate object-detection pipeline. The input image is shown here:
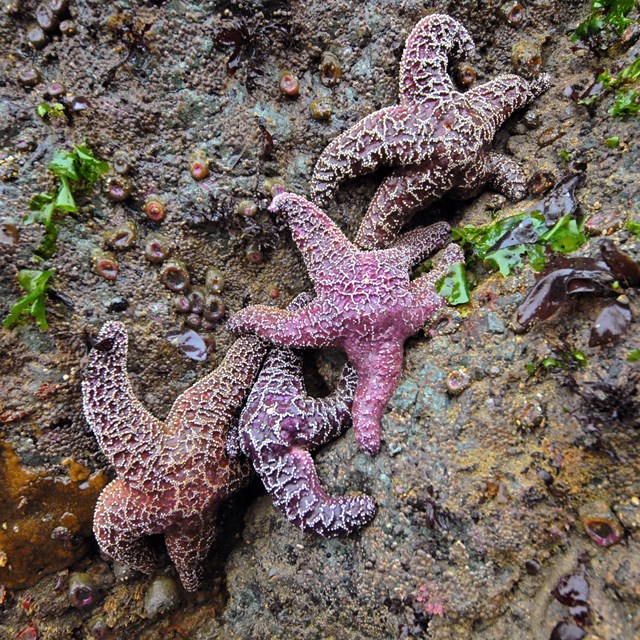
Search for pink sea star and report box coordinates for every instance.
[228,293,377,536]
[227,192,464,455]
[310,13,551,250]
[81,321,267,591]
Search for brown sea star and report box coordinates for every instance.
[310,13,551,249]
[228,192,464,455]
[81,321,266,591]
[227,293,377,537]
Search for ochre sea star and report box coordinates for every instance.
[81,321,266,591]
[228,192,464,455]
[310,13,551,249]
[228,293,377,537]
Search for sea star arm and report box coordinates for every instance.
[448,151,527,201]
[286,362,357,450]
[410,243,466,293]
[348,340,405,455]
[166,335,267,457]
[228,300,335,349]
[465,73,551,138]
[355,162,455,249]
[164,511,217,591]
[399,13,475,105]
[82,322,164,477]
[243,346,355,451]
[237,350,375,537]
[269,192,355,289]
[485,152,528,200]
[310,106,430,208]
[268,448,377,537]
[93,479,163,575]
[386,221,452,271]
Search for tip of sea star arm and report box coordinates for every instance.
[417,13,475,56]
[354,424,381,456]
[268,190,291,213]
[351,384,385,456]
[400,13,476,105]
[82,321,130,387]
[269,191,319,217]
[410,242,466,297]
[441,241,465,266]
[530,72,552,98]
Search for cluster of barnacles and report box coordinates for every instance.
[82,14,550,590]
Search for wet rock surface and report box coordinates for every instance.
[1,0,639,638]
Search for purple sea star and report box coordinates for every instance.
[227,192,464,455]
[227,293,377,537]
[81,321,267,591]
[310,13,551,250]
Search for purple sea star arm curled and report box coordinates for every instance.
[465,73,551,136]
[82,322,267,591]
[283,360,358,450]
[399,13,475,104]
[238,344,376,537]
[310,106,438,208]
[271,450,376,536]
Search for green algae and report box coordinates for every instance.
[3,269,56,331]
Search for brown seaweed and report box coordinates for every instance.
[516,257,613,326]
[589,300,633,346]
[517,241,638,347]
[600,239,640,286]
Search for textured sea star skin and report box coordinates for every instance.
[310,13,551,250]
[81,321,267,591]
[228,192,464,455]
[228,293,377,536]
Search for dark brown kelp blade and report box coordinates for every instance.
[524,174,581,225]
[516,257,613,326]
[492,175,582,253]
[490,215,542,251]
[213,19,250,76]
[600,240,640,286]
[589,300,633,346]
[93,336,116,353]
